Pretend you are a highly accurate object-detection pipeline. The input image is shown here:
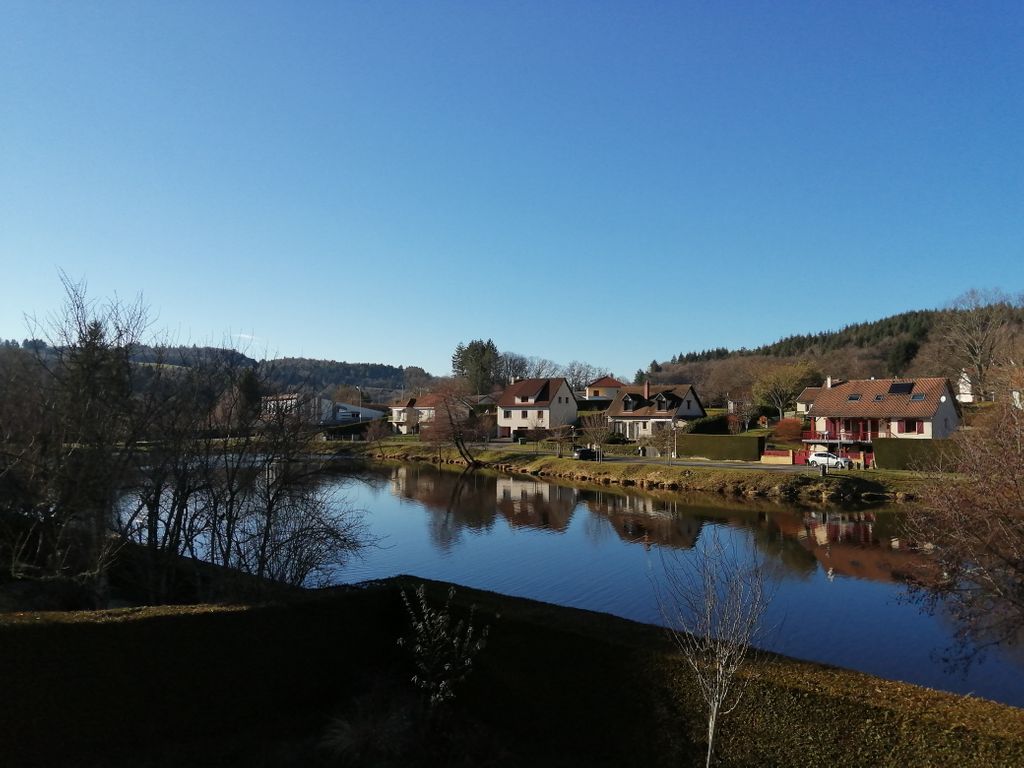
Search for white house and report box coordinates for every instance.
[496,378,577,438]
[605,381,706,440]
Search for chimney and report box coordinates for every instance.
[826,376,833,389]
[644,379,650,399]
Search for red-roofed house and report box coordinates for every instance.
[497,378,577,438]
[584,376,626,401]
[605,381,706,440]
[804,378,960,451]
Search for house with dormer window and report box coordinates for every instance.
[804,377,960,452]
[496,378,577,438]
[605,381,706,440]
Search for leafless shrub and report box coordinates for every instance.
[397,584,490,710]
[657,527,774,768]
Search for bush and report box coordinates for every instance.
[772,418,805,443]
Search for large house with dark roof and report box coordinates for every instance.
[496,378,577,438]
[605,381,706,440]
[804,377,961,452]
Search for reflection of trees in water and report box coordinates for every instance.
[385,465,499,552]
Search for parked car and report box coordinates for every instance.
[572,447,596,461]
[807,451,852,469]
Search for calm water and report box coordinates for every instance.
[329,464,1024,708]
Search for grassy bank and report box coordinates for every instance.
[362,441,924,503]
[1,578,1021,767]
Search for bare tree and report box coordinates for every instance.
[936,289,1018,400]
[0,275,153,602]
[495,352,529,385]
[650,423,676,463]
[562,361,603,393]
[752,361,820,421]
[906,384,1024,658]
[526,356,561,379]
[363,417,391,457]
[420,378,481,467]
[658,527,773,768]
[579,411,611,461]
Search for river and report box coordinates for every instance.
[328,463,1024,708]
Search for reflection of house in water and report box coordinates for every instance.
[495,477,578,531]
[581,490,702,550]
[768,509,932,583]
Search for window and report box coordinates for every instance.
[911,393,925,401]
[642,422,648,429]
[521,410,528,419]
[873,394,884,401]
[686,399,691,409]
[847,394,861,401]
[504,410,511,419]
[904,419,919,433]
[593,389,600,397]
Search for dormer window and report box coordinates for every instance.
[623,396,635,412]
[848,394,861,402]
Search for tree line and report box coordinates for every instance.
[451,338,612,394]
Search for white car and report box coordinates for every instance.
[807,451,852,469]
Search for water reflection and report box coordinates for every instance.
[329,463,1024,707]
[386,465,935,585]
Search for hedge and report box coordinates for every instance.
[872,438,958,471]
[675,434,766,462]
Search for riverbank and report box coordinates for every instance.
[2,577,1020,767]
[358,442,923,503]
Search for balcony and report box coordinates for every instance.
[802,429,884,443]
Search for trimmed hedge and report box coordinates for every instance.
[873,438,958,470]
[687,413,732,434]
[676,434,766,461]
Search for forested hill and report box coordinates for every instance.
[650,303,1024,404]
[0,340,433,401]
[259,357,418,395]
[669,310,940,367]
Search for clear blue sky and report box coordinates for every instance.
[2,2,1022,379]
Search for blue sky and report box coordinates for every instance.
[2,2,1022,379]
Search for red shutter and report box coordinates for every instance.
[917,420,924,434]
[896,420,903,434]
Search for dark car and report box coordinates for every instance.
[572,447,596,460]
